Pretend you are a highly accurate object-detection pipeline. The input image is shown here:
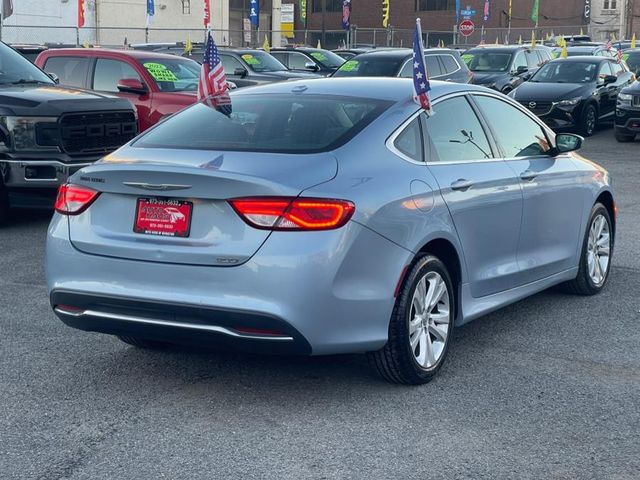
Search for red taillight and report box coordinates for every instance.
[54,184,100,215]
[229,197,355,231]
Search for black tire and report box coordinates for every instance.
[615,130,635,142]
[562,203,613,296]
[580,104,598,137]
[369,255,455,385]
[0,181,9,226]
[118,336,171,350]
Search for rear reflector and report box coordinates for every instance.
[230,197,355,231]
[54,184,100,215]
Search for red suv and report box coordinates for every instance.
[35,49,202,132]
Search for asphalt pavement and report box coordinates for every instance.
[1,127,638,480]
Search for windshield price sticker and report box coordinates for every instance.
[143,62,178,82]
[242,54,261,65]
[461,54,474,65]
[341,60,359,71]
[310,52,327,62]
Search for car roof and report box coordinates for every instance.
[623,48,640,53]
[40,48,198,60]
[218,48,267,55]
[468,45,529,51]
[548,56,610,64]
[231,77,490,103]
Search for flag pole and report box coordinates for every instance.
[507,0,512,44]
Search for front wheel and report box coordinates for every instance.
[580,104,598,137]
[562,203,613,295]
[369,255,454,385]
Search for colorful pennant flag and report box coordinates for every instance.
[77,0,85,28]
[146,0,155,27]
[531,0,540,25]
[263,35,270,53]
[342,0,351,31]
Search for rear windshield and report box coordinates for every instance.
[333,57,403,77]
[134,94,392,153]
[463,51,513,72]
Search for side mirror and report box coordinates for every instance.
[117,78,147,95]
[555,133,583,154]
[304,61,320,71]
[227,81,238,90]
[46,72,60,84]
[516,65,529,75]
[233,67,248,78]
[604,74,618,85]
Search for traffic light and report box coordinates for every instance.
[382,0,390,28]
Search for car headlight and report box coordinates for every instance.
[557,97,581,107]
[617,93,633,106]
[0,116,59,152]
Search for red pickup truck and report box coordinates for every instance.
[35,48,202,132]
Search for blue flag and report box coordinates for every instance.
[146,0,155,26]
[455,0,460,23]
[249,0,259,27]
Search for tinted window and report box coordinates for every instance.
[531,61,597,83]
[525,50,539,67]
[288,52,313,70]
[394,117,423,161]
[0,43,53,85]
[512,52,527,72]
[625,52,640,72]
[424,96,492,162]
[305,49,345,68]
[220,54,244,74]
[334,56,405,77]
[135,94,391,154]
[598,61,613,80]
[440,55,459,74]
[43,56,88,88]
[610,61,624,76]
[465,51,513,72]
[425,55,443,76]
[93,58,141,92]
[269,52,287,65]
[474,95,551,158]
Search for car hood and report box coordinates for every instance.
[621,80,640,94]
[0,84,134,116]
[471,72,507,84]
[512,82,591,101]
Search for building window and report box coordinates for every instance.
[603,0,617,9]
[182,0,191,14]
[312,0,343,13]
[416,0,455,11]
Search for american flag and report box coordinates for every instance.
[605,39,613,51]
[198,32,232,116]
[412,19,432,114]
[617,48,623,63]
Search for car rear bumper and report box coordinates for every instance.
[46,213,412,355]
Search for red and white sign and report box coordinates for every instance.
[134,198,193,237]
[459,20,475,37]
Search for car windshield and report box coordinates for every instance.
[239,51,287,72]
[304,49,345,68]
[0,42,53,85]
[625,52,640,72]
[134,94,391,153]
[463,51,513,72]
[333,57,403,77]
[530,61,597,83]
[140,57,201,92]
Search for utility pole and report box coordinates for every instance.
[321,0,326,47]
[272,0,282,48]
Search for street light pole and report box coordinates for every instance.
[321,0,326,47]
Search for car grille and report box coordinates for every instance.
[59,111,137,156]
[633,96,640,107]
[520,101,553,116]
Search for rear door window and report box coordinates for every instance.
[525,50,540,68]
[440,55,460,74]
[269,52,288,67]
[93,58,142,92]
[220,54,244,74]
[424,55,443,77]
[424,95,493,162]
[43,56,89,88]
[393,117,423,162]
[288,52,313,70]
[512,52,527,72]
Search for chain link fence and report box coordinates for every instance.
[0,24,623,50]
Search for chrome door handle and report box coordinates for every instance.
[451,179,474,191]
[520,170,538,181]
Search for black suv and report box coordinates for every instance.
[332,48,473,84]
[615,80,640,142]
[218,49,321,88]
[622,49,640,75]
[269,47,346,76]
[0,42,137,223]
[463,45,553,93]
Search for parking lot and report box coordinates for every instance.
[1,127,638,479]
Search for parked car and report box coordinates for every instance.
[269,47,345,76]
[332,48,474,84]
[462,45,553,93]
[509,56,635,136]
[614,79,640,141]
[332,48,372,60]
[35,48,206,132]
[47,78,615,385]
[10,43,48,63]
[622,48,640,74]
[217,48,321,88]
[0,42,137,223]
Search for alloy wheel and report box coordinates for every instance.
[409,272,450,369]
[587,214,611,286]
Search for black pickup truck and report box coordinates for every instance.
[0,41,137,223]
